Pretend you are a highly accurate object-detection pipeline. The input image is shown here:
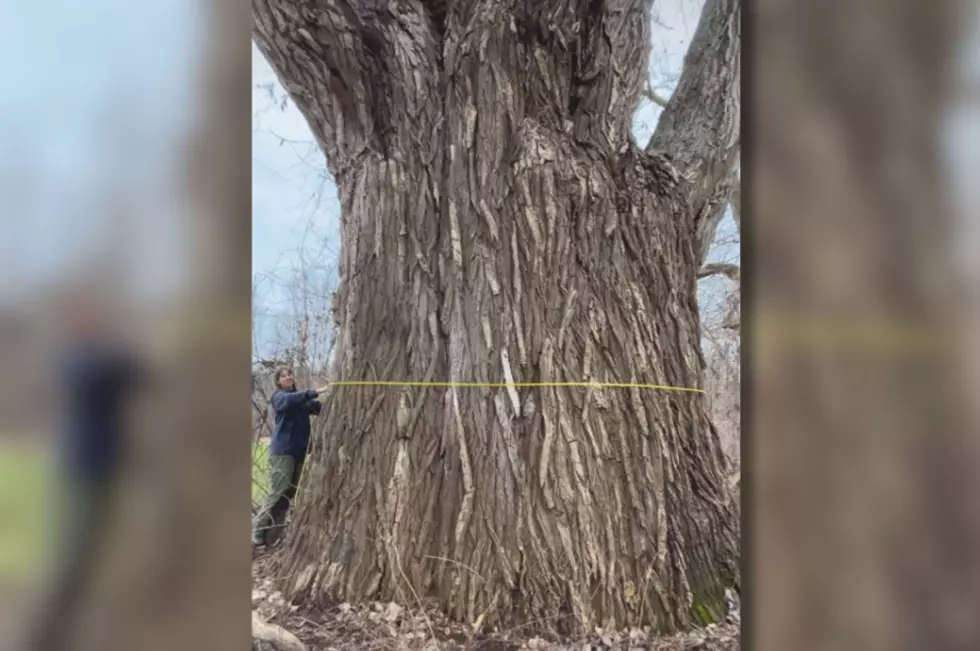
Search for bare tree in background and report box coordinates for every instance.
[252,237,340,438]
[254,0,739,634]
[699,176,740,474]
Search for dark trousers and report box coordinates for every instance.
[252,454,304,546]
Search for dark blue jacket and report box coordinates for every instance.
[268,388,322,458]
[60,342,142,483]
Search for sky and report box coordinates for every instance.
[0,0,200,306]
[250,0,741,357]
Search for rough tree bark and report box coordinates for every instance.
[253,0,740,634]
[646,0,739,266]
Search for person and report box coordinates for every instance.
[252,367,329,551]
[26,292,146,651]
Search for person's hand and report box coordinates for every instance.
[315,385,331,394]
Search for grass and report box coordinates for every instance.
[0,439,273,583]
[253,438,271,506]
[0,443,53,583]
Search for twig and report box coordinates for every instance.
[698,262,740,283]
[642,85,670,108]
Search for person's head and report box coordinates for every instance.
[54,285,107,343]
[273,366,296,391]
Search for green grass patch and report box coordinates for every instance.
[0,443,53,583]
[252,439,270,506]
[0,439,276,581]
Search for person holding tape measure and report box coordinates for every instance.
[252,366,329,552]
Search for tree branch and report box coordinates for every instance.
[642,84,670,108]
[561,0,662,147]
[646,0,740,244]
[252,0,441,175]
[730,171,741,231]
[698,262,740,283]
[694,165,739,264]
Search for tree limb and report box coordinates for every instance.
[721,293,740,331]
[695,166,739,264]
[698,262,740,283]
[646,0,740,250]
[730,171,741,231]
[642,84,670,108]
[561,0,665,147]
[252,0,441,176]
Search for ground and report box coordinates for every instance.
[253,549,740,650]
[250,439,741,649]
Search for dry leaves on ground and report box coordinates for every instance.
[253,562,740,651]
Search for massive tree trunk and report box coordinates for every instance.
[253,0,740,634]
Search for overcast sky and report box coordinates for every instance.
[0,0,199,306]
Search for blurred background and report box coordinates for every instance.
[0,0,251,649]
[753,1,980,650]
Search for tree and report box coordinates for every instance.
[253,0,740,634]
[752,1,977,649]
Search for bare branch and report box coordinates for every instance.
[730,172,741,231]
[646,0,740,245]
[695,167,739,264]
[721,294,740,331]
[698,262,740,282]
[642,84,670,108]
[728,172,742,233]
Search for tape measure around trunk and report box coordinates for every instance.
[325,380,705,394]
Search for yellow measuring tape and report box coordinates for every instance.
[326,380,705,394]
[754,313,960,354]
